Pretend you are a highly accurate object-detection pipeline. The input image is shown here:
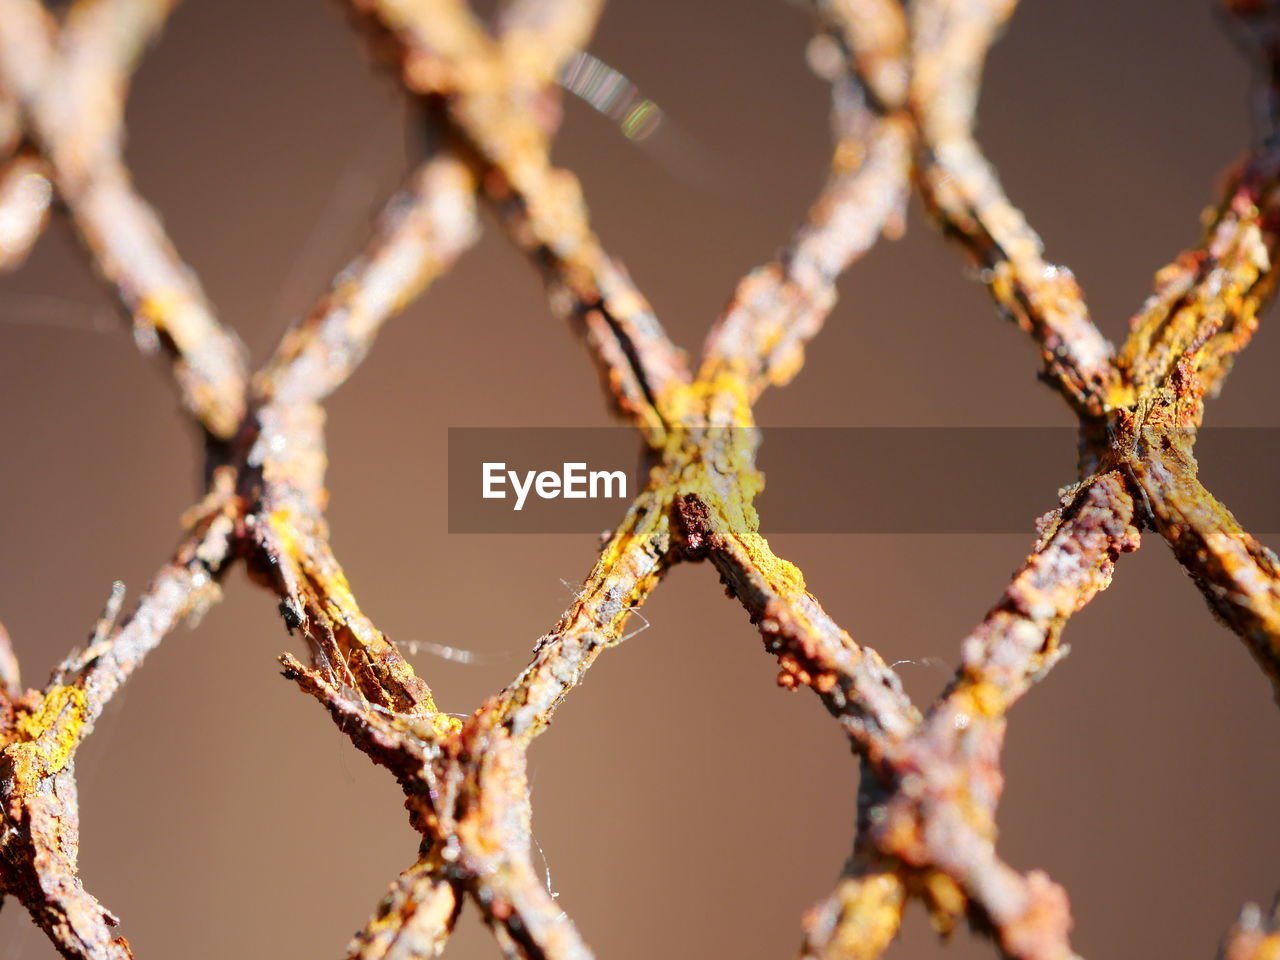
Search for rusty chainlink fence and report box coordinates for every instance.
[0,0,1279,958]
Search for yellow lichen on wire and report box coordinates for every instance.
[3,685,88,784]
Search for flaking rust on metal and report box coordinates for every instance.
[673,492,718,561]
[2,0,1280,958]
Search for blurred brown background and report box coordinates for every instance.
[2,0,1278,957]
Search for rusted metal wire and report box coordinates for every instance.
[1,1,1278,959]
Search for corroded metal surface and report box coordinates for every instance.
[0,0,1278,958]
